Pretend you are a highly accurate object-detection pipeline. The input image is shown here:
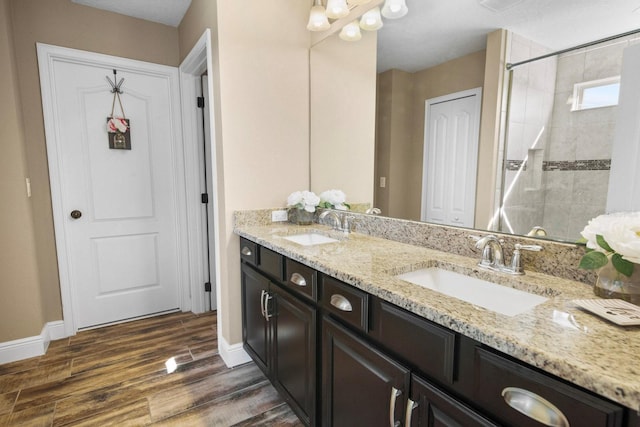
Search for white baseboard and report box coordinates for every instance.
[0,320,66,365]
[218,334,251,368]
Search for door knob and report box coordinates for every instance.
[70,210,82,219]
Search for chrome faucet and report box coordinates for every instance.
[319,210,355,233]
[472,235,543,275]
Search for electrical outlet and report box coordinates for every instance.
[380,177,386,188]
[271,209,288,222]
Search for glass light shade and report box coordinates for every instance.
[326,0,350,19]
[339,21,362,41]
[359,7,383,31]
[347,0,371,5]
[307,5,331,31]
[381,0,408,19]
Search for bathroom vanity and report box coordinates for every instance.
[236,221,640,427]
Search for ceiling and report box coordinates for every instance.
[70,0,640,72]
[71,0,192,27]
[378,0,640,72]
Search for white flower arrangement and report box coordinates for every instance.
[319,189,350,211]
[579,212,640,276]
[287,190,320,213]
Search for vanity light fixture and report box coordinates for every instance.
[326,0,350,19]
[359,6,383,31]
[381,0,408,19]
[339,20,362,41]
[307,0,331,31]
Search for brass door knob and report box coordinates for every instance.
[70,210,82,219]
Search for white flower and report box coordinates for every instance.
[601,213,640,264]
[287,190,320,212]
[319,189,349,210]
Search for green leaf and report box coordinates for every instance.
[612,253,635,277]
[579,251,608,270]
[596,234,614,253]
[576,236,588,245]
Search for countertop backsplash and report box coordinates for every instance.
[233,208,595,286]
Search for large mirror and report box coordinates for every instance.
[310,0,640,243]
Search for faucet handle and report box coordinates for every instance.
[515,244,543,252]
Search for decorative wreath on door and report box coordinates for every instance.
[106,70,131,150]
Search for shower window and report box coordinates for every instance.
[571,76,620,111]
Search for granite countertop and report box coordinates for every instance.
[234,223,640,411]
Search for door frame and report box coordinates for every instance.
[420,87,482,224]
[179,29,221,316]
[38,43,190,337]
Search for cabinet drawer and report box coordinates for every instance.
[239,238,257,266]
[284,258,317,302]
[259,246,284,282]
[320,275,368,332]
[474,347,624,427]
[372,298,456,384]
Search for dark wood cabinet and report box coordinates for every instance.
[239,237,631,427]
[321,316,410,427]
[240,244,316,426]
[271,284,317,426]
[407,375,497,427]
[240,263,270,375]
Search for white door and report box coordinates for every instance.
[421,89,482,227]
[38,44,187,330]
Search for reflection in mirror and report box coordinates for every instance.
[494,33,640,242]
[309,1,640,244]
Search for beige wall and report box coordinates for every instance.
[1,0,179,342]
[375,69,413,218]
[0,0,45,341]
[180,0,311,344]
[310,31,377,206]
[374,51,486,221]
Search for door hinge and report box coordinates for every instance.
[201,193,208,204]
[204,282,212,292]
[197,96,205,108]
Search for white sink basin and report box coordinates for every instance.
[395,268,548,317]
[283,233,340,246]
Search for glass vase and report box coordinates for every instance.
[293,209,315,226]
[594,260,640,305]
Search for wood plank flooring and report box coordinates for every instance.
[0,311,303,426]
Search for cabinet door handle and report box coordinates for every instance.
[404,398,418,426]
[501,387,569,427]
[330,294,353,312]
[263,292,273,322]
[290,272,307,287]
[260,290,267,319]
[241,246,252,256]
[389,386,402,427]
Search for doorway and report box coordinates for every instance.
[421,88,482,228]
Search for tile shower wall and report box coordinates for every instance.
[502,33,640,241]
[502,34,557,236]
[543,35,639,239]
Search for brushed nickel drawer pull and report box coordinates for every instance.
[389,386,402,427]
[330,294,353,312]
[404,398,418,426]
[501,387,569,427]
[260,289,267,319]
[241,247,252,256]
[290,272,307,287]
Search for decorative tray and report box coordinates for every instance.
[573,299,640,326]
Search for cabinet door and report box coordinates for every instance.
[407,375,497,427]
[241,263,270,375]
[272,285,317,426]
[322,316,410,427]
